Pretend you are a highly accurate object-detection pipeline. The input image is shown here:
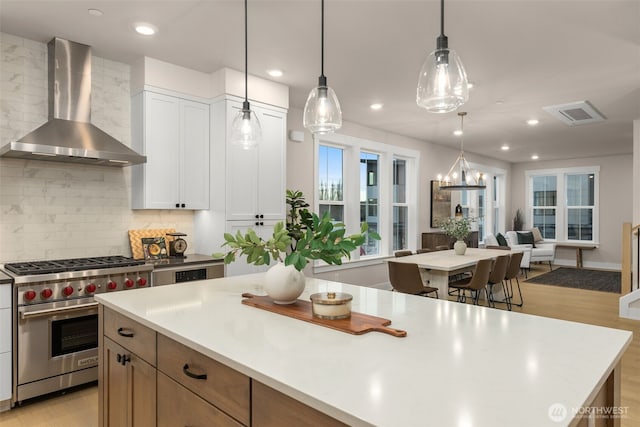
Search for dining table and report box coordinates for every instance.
[389,247,520,299]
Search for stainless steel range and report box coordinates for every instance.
[4,256,152,405]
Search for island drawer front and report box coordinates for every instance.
[252,381,349,427]
[158,372,244,427]
[103,307,156,366]
[157,334,250,426]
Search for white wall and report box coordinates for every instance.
[0,33,194,262]
[510,154,633,270]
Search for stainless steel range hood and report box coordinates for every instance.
[0,38,146,166]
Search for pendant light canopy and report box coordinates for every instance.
[231,0,262,150]
[416,0,469,114]
[303,0,342,135]
[438,112,485,190]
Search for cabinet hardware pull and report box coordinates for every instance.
[183,364,207,380]
[259,222,264,226]
[116,353,130,366]
[255,214,259,219]
[175,203,180,208]
[259,214,264,218]
[181,203,186,208]
[255,222,259,226]
[117,327,134,338]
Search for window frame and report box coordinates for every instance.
[525,166,600,243]
[314,133,419,271]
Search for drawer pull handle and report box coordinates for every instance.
[183,364,207,380]
[117,327,134,338]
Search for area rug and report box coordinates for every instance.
[525,267,620,293]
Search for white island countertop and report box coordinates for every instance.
[95,274,632,427]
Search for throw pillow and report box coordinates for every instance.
[530,227,543,243]
[517,231,536,247]
[496,233,508,247]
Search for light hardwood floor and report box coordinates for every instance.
[0,264,638,426]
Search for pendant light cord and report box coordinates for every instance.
[244,0,248,103]
[440,0,445,37]
[321,0,325,79]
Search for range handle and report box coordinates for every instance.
[19,302,98,319]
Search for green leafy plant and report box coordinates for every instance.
[213,190,380,272]
[438,216,475,241]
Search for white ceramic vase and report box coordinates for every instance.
[454,240,467,255]
[264,262,306,304]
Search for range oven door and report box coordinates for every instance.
[16,299,99,385]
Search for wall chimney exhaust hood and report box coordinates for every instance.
[0,38,146,166]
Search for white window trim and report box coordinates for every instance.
[525,166,600,243]
[313,133,420,271]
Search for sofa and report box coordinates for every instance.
[484,233,531,270]
[505,230,556,271]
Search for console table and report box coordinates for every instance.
[421,231,478,251]
[556,242,598,269]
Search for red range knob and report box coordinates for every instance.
[41,288,53,299]
[124,278,135,288]
[86,283,97,294]
[137,277,147,287]
[62,286,74,297]
[107,281,118,290]
[24,290,36,301]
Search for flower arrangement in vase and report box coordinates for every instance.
[438,216,475,255]
[214,190,380,303]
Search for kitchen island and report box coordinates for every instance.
[95,274,631,427]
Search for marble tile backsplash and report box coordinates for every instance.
[0,33,194,262]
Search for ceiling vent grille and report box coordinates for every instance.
[542,100,606,126]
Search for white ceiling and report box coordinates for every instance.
[1,0,639,163]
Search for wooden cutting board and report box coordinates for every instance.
[241,293,407,337]
[128,228,176,259]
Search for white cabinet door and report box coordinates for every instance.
[224,220,281,277]
[132,91,209,210]
[180,100,210,209]
[226,101,286,221]
[142,92,181,209]
[256,107,286,220]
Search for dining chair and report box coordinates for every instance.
[486,254,511,310]
[503,251,525,307]
[416,248,434,254]
[394,250,413,257]
[387,261,439,298]
[448,259,492,306]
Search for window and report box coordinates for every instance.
[315,134,419,265]
[527,167,599,242]
[531,175,557,239]
[318,145,344,222]
[360,152,379,255]
[392,158,408,251]
[566,173,594,240]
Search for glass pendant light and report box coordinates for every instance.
[438,112,485,190]
[303,0,342,135]
[416,0,469,113]
[231,0,262,149]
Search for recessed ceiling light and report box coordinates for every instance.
[501,144,510,151]
[370,103,383,110]
[526,119,539,126]
[133,22,158,36]
[453,130,463,136]
[88,8,103,17]
[266,69,284,77]
[531,154,539,160]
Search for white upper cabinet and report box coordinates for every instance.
[132,90,210,210]
[226,99,286,221]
